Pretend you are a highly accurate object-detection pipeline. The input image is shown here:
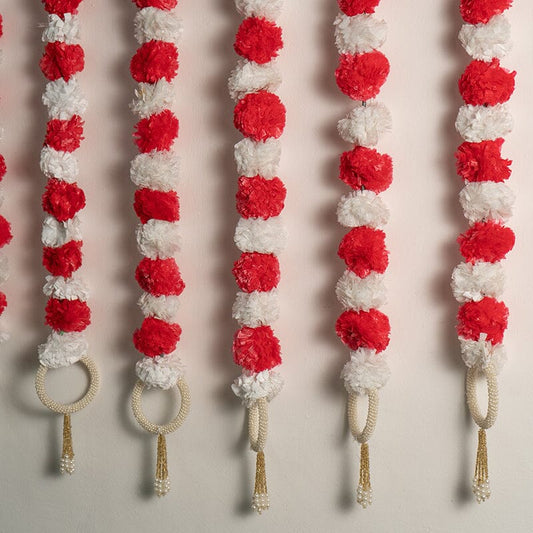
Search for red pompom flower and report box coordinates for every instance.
[457,297,508,345]
[338,0,380,15]
[339,146,393,193]
[133,317,182,357]
[233,252,280,292]
[336,51,389,101]
[234,17,283,64]
[45,297,91,332]
[460,0,512,24]
[133,0,177,9]
[0,215,12,248]
[134,188,180,223]
[336,309,390,352]
[236,176,286,219]
[135,257,185,296]
[130,41,179,83]
[134,110,179,153]
[0,154,6,181]
[0,292,6,316]
[458,221,515,263]
[455,138,511,182]
[234,91,286,141]
[40,42,84,81]
[43,240,83,277]
[233,325,282,372]
[44,115,84,152]
[42,179,86,222]
[42,0,83,15]
[338,226,388,278]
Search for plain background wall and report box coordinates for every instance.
[1,0,533,531]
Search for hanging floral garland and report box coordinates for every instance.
[453,0,515,503]
[129,0,190,498]
[35,0,99,475]
[228,0,286,515]
[0,14,12,341]
[333,0,392,508]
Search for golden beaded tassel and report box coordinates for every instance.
[252,451,269,514]
[473,428,491,503]
[60,414,75,475]
[357,442,372,508]
[155,433,170,497]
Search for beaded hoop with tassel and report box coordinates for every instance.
[333,0,392,508]
[35,0,99,475]
[453,0,515,503]
[128,0,190,498]
[228,0,287,515]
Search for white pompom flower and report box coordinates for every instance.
[42,13,80,44]
[341,348,390,396]
[337,190,389,228]
[451,261,504,303]
[336,270,386,311]
[228,59,281,101]
[459,334,507,373]
[232,290,279,327]
[130,81,175,118]
[234,216,286,255]
[459,15,511,61]
[334,14,387,55]
[130,152,180,191]
[459,182,514,224]
[43,274,89,302]
[234,138,280,179]
[455,104,513,142]
[41,216,82,248]
[337,101,391,147]
[234,0,283,20]
[40,147,79,182]
[136,220,181,259]
[138,293,180,322]
[231,369,284,407]
[134,7,183,45]
[38,331,88,369]
[136,353,185,390]
[42,79,87,120]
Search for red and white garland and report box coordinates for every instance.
[229,0,286,515]
[333,0,392,508]
[129,0,190,498]
[0,14,12,341]
[453,0,515,503]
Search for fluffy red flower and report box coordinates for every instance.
[336,309,390,352]
[458,220,515,263]
[135,257,185,296]
[338,0,380,15]
[133,317,181,357]
[42,0,83,15]
[233,326,281,372]
[234,91,286,142]
[455,139,511,182]
[338,226,388,278]
[40,42,84,81]
[134,110,179,153]
[459,59,515,106]
[336,51,389,101]
[339,146,392,193]
[45,297,91,332]
[0,292,6,316]
[233,252,280,292]
[457,297,508,345]
[43,240,83,277]
[234,17,283,64]
[44,115,84,152]
[0,215,12,248]
[134,188,180,223]
[42,179,85,222]
[133,0,177,9]
[236,176,286,219]
[0,14,3,38]
[130,41,178,83]
[460,0,512,24]
[0,154,5,181]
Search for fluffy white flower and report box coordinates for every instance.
[234,217,286,255]
[234,138,280,179]
[138,293,180,322]
[134,7,183,45]
[41,216,81,247]
[334,14,387,55]
[459,182,514,224]
[40,147,79,182]
[455,104,513,142]
[43,274,89,301]
[459,334,506,373]
[234,0,283,20]
[451,261,504,303]
[130,152,180,191]
[130,81,174,118]
[136,353,184,390]
[337,190,389,228]
[42,13,80,43]
[459,15,511,61]
[42,79,87,120]
[337,101,391,147]
[336,270,386,311]
[231,369,284,407]
[228,59,281,101]
[341,348,390,395]
[38,331,88,368]
[0,253,8,284]
[232,290,279,327]
[136,220,181,259]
